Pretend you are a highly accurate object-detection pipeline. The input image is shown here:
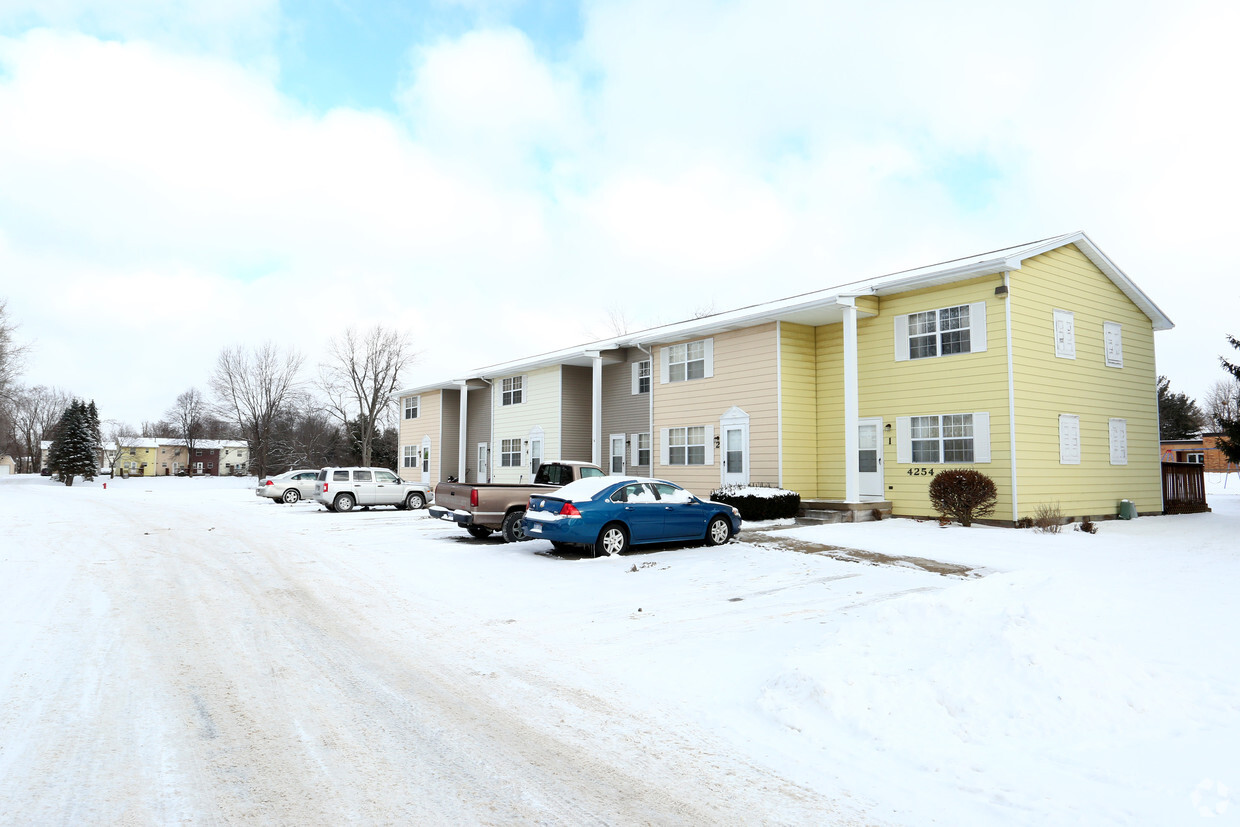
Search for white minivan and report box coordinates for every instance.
[314,467,432,513]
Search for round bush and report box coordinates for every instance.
[928,470,997,527]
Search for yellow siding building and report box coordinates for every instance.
[398,232,1172,523]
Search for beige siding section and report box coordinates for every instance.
[780,323,819,497]
[464,384,492,483]
[815,323,845,498]
[399,390,441,483]
[492,367,560,483]
[560,365,594,462]
[843,275,1014,517]
[653,324,779,497]
[1010,245,1161,517]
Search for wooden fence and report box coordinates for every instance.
[1162,461,1210,514]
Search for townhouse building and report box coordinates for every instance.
[396,232,1172,522]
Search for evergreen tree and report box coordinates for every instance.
[1217,336,1240,465]
[47,400,98,486]
[1157,375,1205,440]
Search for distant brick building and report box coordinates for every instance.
[1160,433,1235,472]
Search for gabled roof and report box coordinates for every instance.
[395,231,1173,396]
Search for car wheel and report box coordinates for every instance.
[594,523,629,557]
[333,493,355,513]
[406,492,426,510]
[706,516,732,546]
[501,510,528,543]
[466,526,493,539]
[282,488,300,504]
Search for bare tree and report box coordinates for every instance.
[165,387,207,471]
[319,325,417,468]
[0,298,30,404]
[1204,378,1240,431]
[210,342,304,479]
[9,385,72,472]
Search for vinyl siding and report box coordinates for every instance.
[560,365,594,462]
[602,350,653,475]
[815,324,845,498]
[653,324,779,497]
[400,389,441,483]
[492,367,560,483]
[779,322,819,496]
[1009,245,1161,517]
[847,274,1013,517]
[465,384,492,483]
[441,388,461,481]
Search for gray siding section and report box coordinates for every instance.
[602,350,653,474]
[560,365,594,461]
[441,388,461,481]
[465,384,492,483]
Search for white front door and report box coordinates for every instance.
[610,434,626,475]
[476,443,488,483]
[721,424,747,486]
[421,436,431,485]
[858,418,883,499]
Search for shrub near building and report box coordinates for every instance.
[710,485,801,521]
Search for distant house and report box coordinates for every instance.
[0,454,15,476]
[397,231,1173,523]
[1161,434,1236,472]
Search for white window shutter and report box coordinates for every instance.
[630,434,640,465]
[660,428,670,465]
[703,338,714,379]
[969,302,987,353]
[704,425,714,465]
[1059,414,1081,464]
[631,362,640,394]
[1104,323,1123,368]
[1109,418,1128,465]
[659,346,670,384]
[972,412,991,463]
[1053,310,1076,359]
[896,417,911,463]
[894,315,910,362]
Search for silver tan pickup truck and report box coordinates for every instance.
[428,461,605,542]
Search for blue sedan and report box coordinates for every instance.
[521,476,742,556]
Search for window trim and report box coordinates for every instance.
[894,302,987,362]
[895,412,991,464]
[659,425,714,466]
[500,438,521,467]
[403,445,417,468]
[404,395,420,419]
[659,339,714,384]
[630,432,651,468]
[632,360,651,395]
[500,375,525,406]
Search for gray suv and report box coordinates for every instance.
[314,467,432,513]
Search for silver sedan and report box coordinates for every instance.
[256,469,321,504]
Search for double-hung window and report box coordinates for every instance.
[631,432,651,467]
[895,303,987,361]
[662,339,713,383]
[897,413,990,463]
[501,376,523,406]
[632,360,651,394]
[404,396,419,419]
[662,426,710,466]
[500,438,521,467]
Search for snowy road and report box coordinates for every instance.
[0,479,848,825]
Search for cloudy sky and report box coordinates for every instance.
[1,0,1236,428]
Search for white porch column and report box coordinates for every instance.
[842,299,860,502]
[589,353,603,466]
[456,381,469,482]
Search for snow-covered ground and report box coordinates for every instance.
[1,472,1237,824]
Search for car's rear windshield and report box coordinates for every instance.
[318,469,328,481]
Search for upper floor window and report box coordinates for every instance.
[501,376,523,406]
[661,339,714,384]
[1103,323,1123,368]
[404,396,420,419]
[632,360,651,394]
[895,302,986,362]
[1054,309,1076,359]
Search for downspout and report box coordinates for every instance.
[1003,272,1019,522]
[636,343,653,475]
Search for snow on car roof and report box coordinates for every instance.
[552,475,682,502]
